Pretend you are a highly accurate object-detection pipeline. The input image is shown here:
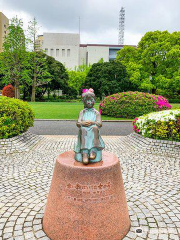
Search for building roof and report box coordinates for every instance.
[80,44,136,47]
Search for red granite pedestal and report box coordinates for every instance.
[43,151,130,240]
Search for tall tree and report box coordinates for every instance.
[116,46,143,89]
[20,55,71,100]
[27,18,51,101]
[116,31,180,97]
[0,17,28,98]
[46,56,69,95]
[84,61,132,99]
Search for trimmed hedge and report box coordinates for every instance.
[0,97,35,139]
[133,110,180,142]
[99,91,172,119]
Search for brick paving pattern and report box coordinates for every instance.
[128,133,180,157]
[0,132,43,155]
[0,135,180,240]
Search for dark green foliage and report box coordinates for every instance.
[27,51,51,102]
[84,61,133,98]
[0,72,4,89]
[99,91,172,119]
[46,56,69,93]
[33,56,73,100]
[20,55,71,101]
[169,99,180,103]
[0,97,34,138]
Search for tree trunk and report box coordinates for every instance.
[31,83,36,102]
[15,85,17,98]
[15,82,20,99]
[152,89,156,94]
[31,75,36,102]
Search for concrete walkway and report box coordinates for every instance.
[0,135,180,240]
[29,120,133,136]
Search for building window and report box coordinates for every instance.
[62,49,65,57]
[4,31,6,35]
[45,48,48,54]
[4,24,6,28]
[50,49,54,56]
[56,49,59,57]
[67,49,70,57]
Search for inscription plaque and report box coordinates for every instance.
[60,182,115,203]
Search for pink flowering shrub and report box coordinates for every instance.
[99,91,172,119]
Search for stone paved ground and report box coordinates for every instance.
[0,135,180,240]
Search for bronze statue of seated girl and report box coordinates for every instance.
[74,89,105,164]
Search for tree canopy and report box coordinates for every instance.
[84,61,132,98]
[0,17,70,101]
[116,30,180,97]
[67,63,91,95]
[46,56,69,93]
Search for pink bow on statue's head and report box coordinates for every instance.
[88,88,94,93]
[82,88,94,93]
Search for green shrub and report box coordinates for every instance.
[169,99,180,103]
[133,110,180,142]
[99,91,172,119]
[0,97,35,139]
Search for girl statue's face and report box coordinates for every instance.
[84,96,95,108]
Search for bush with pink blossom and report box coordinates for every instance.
[99,91,172,119]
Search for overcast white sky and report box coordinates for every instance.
[1,0,180,45]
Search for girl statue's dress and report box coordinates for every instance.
[74,90,105,164]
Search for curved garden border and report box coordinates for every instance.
[127,132,180,157]
[0,131,43,154]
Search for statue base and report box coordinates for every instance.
[43,151,131,240]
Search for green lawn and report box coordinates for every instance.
[28,102,131,120]
[171,103,180,109]
[26,102,180,120]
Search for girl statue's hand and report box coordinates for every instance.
[82,120,94,127]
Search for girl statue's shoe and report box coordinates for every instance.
[82,153,89,165]
[89,151,96,160]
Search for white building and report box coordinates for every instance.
[37,33,135,69]
[41,33,80,69]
